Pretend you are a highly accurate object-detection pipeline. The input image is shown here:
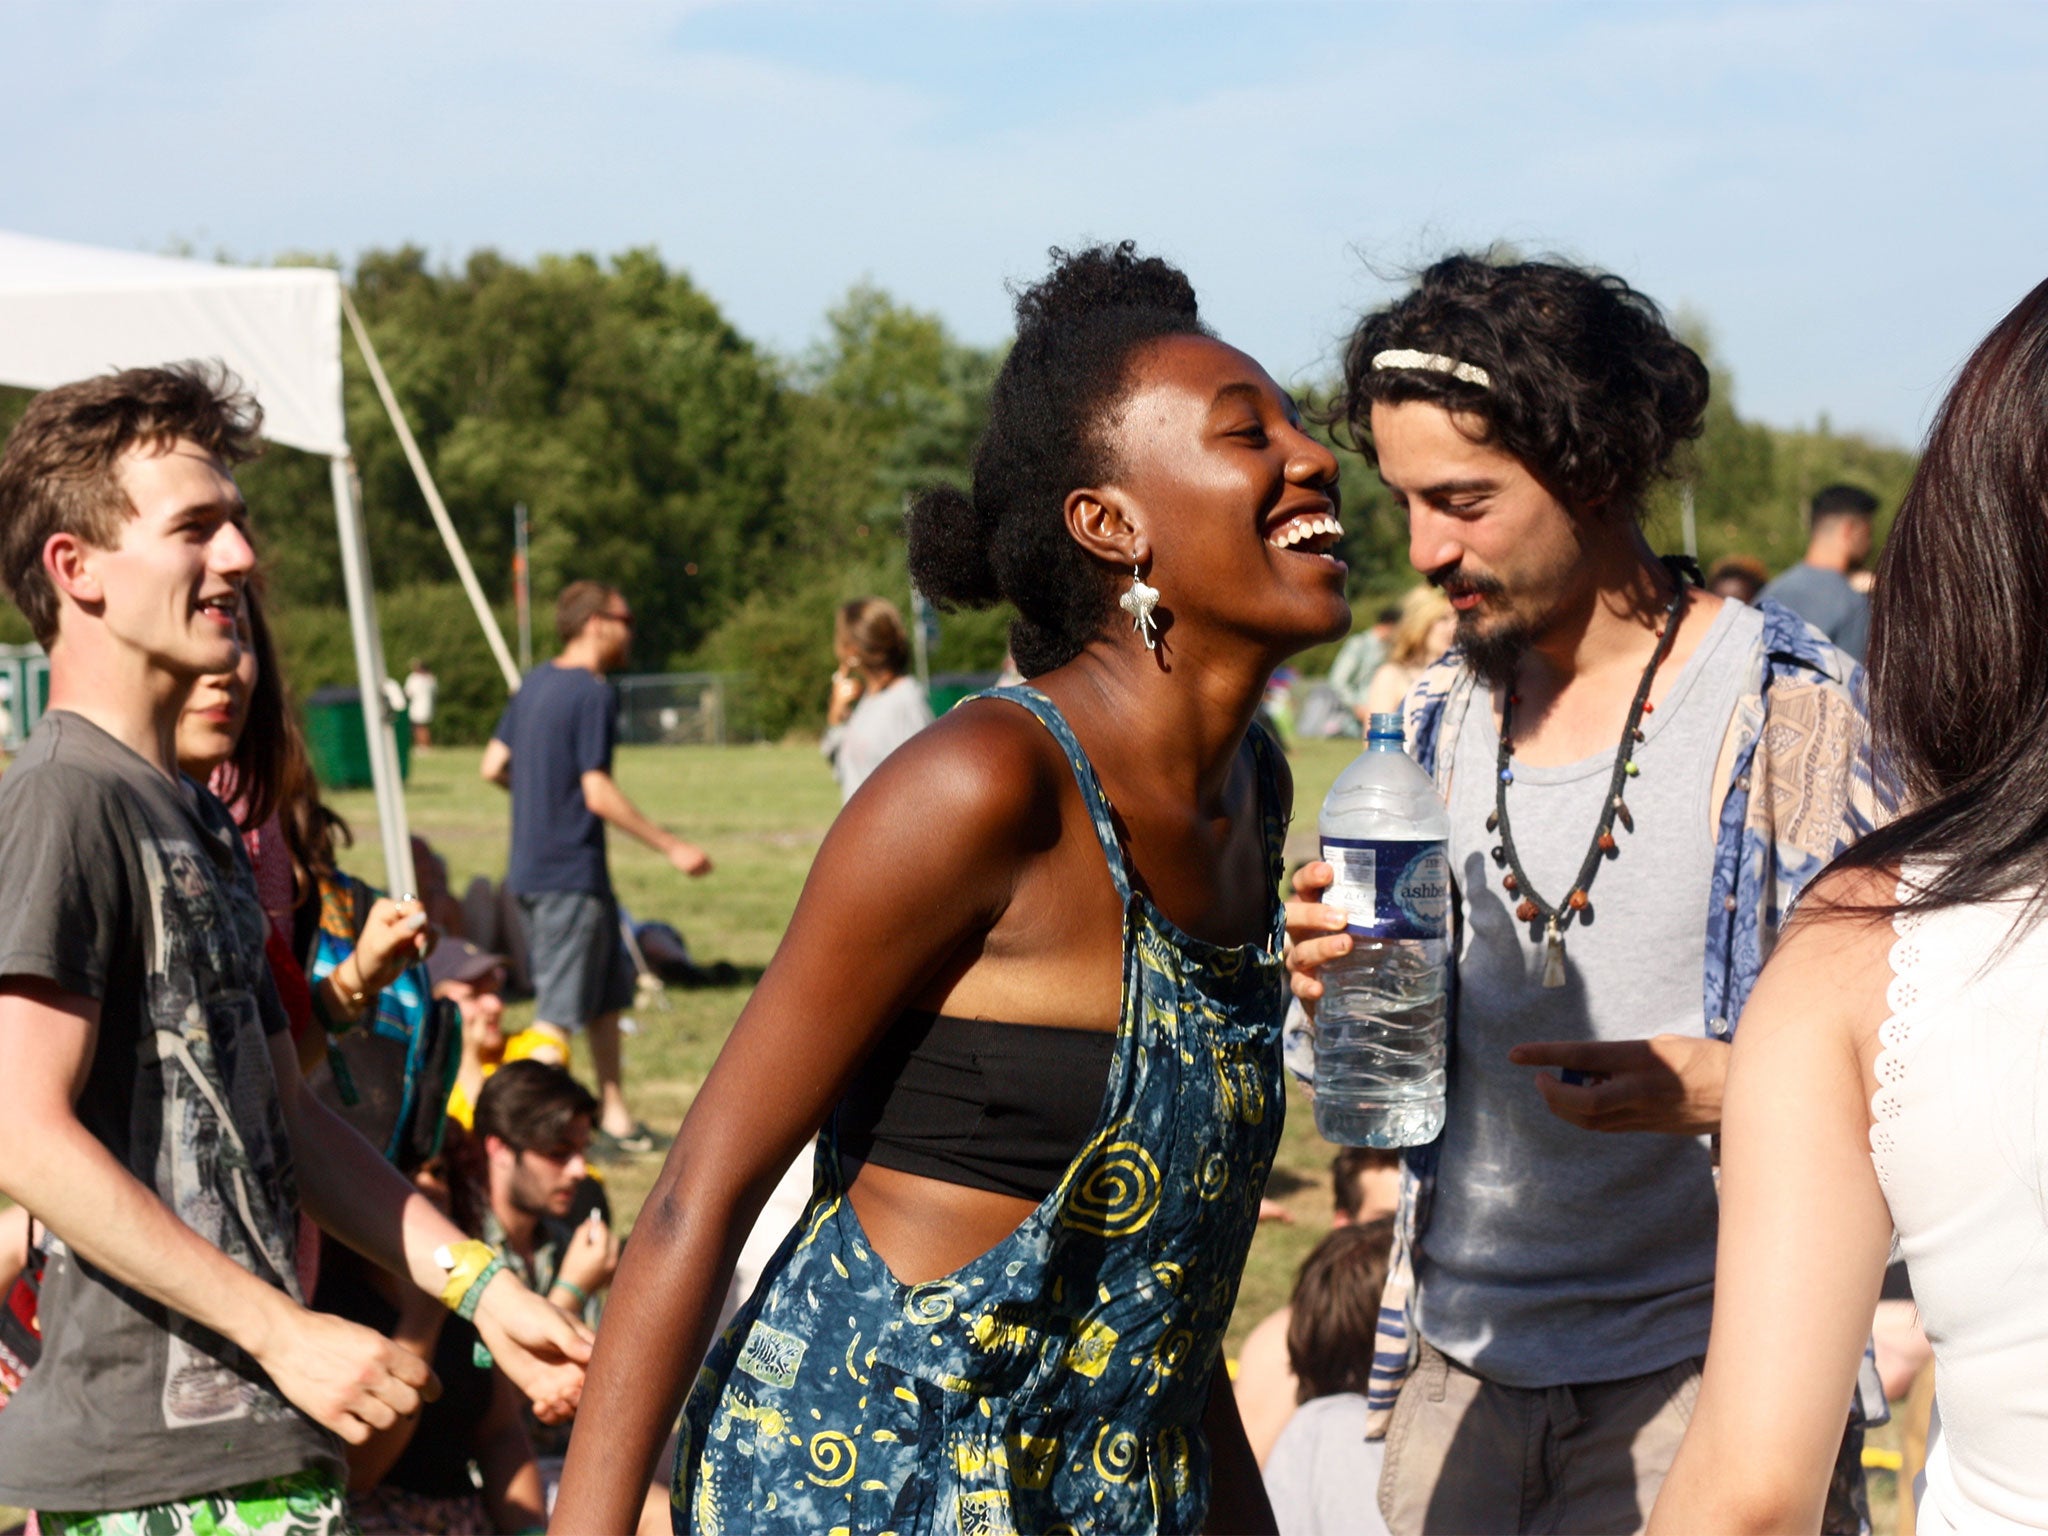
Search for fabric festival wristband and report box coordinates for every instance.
[550,1279,588,1307]
[455,1256,507,1321]
[436,1239,500,1312]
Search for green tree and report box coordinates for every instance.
[688,284,1008,736]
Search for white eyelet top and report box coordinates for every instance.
[1871,875,2048,1531]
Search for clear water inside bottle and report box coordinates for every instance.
[1312,937,1449,1147]
[1313,714,1453,1148]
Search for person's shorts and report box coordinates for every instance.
[520,890,636,1029]
[39,1468,351,1535]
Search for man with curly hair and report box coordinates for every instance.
[1288,256,1884,1534]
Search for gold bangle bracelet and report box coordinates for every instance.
[331,959,368,1011]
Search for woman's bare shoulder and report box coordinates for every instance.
[836,694,1071,853]
[1745,863,1902,1048]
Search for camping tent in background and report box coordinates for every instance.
[0,229,518,895]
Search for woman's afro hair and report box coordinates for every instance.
[1334,253,1709,519]
[906,241,1208,676]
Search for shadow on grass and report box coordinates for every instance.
[1262,1165,1315,1199]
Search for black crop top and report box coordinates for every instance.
[835,1010,1116,1202]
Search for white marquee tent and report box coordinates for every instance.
[0,229,519,895]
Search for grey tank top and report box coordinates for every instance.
[1418,597,1758,1387]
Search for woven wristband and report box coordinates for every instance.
[435,1239,499,1313]
[456,1256,506,1320]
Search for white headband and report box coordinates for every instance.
[1371,349,1491,390]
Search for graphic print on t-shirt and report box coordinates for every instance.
[142,829,305,1432]
[0,714,338,1509]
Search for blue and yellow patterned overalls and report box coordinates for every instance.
[674,687,1288,1535]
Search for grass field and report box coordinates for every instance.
[0,733,1902,1528]
[329,738,1365,1360]
[334,736,1904,1525]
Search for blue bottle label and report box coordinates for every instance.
[1322,837,1450,940]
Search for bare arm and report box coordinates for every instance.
[342,1281,449,1492]
[1363,662,1410,718]
[1232,1307,1298,1466]
[581,767,712,876]
[1288,859,1734,1135]
[481,737,511,789]
[1202,1359,1279,1535]
[1649,882,1896,1534]
[0,978,431,1443]
[271,1029,592,1422]
[552,711,1050,1533]
[475,1367,548,1534]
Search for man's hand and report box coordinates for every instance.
[480,738,511,789]
[254,1304,439,1445]
[664,838,713,878]
[1508,1035,1731,1135]
[1284,860,1352,1015]
[555,1209,621,1299]
[472,1269,595,1425]
[583,768,713,876]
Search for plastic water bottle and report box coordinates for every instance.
[1313,712,1452,1147]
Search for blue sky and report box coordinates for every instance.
[3,0,2043,444]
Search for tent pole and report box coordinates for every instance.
[339,288,522,693]
[331,454,419,897]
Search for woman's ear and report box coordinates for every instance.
[1064,487,1151,572]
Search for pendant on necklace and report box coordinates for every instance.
[1541,918,1568,989]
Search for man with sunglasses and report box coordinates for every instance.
[483,581,711,1156]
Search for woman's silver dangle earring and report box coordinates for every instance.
[1120,563,1161,650]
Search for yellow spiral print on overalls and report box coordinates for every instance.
[674,688,1289,1534]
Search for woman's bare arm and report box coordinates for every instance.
[1202,1358,1278,1535]
[551,708,1068,1533]
[1650,873,1897,1534]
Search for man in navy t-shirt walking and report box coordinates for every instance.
[482,581,712,1154]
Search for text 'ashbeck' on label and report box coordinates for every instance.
[1322,837,1450,941]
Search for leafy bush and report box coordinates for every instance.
[270,582,519,745]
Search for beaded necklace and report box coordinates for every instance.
[1488,565,1692,988]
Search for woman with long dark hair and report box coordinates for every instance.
[553,244,1352,1534]
[176,584,429,1070]
[1652,279,2048,1531]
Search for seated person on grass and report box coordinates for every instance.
[432,940,510,1134]
[460,1061,618,1325]
[315,1162,547,1536]
[1235,1146,1401,1462]
[456,1061,687,1534]
[1261,1218,1397,1536]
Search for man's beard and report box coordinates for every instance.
[1435,571,1531,688]
[1457,609,1535,689]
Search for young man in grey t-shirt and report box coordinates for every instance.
[0,365,590,1530]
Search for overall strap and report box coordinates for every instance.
[971,686,1134,904]
[1244,721,1290,896]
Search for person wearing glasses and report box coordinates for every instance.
[483,581,712,1157]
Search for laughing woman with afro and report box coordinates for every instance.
[554,243,1355,1536]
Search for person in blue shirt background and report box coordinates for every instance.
[482,580,713,1156]
[1758,484,1878,660]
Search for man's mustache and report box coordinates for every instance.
[1429,569,1508,601]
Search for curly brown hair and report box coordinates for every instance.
[1334,254,1708,520]
[0,362,263,646]
[906,242,1210,676]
